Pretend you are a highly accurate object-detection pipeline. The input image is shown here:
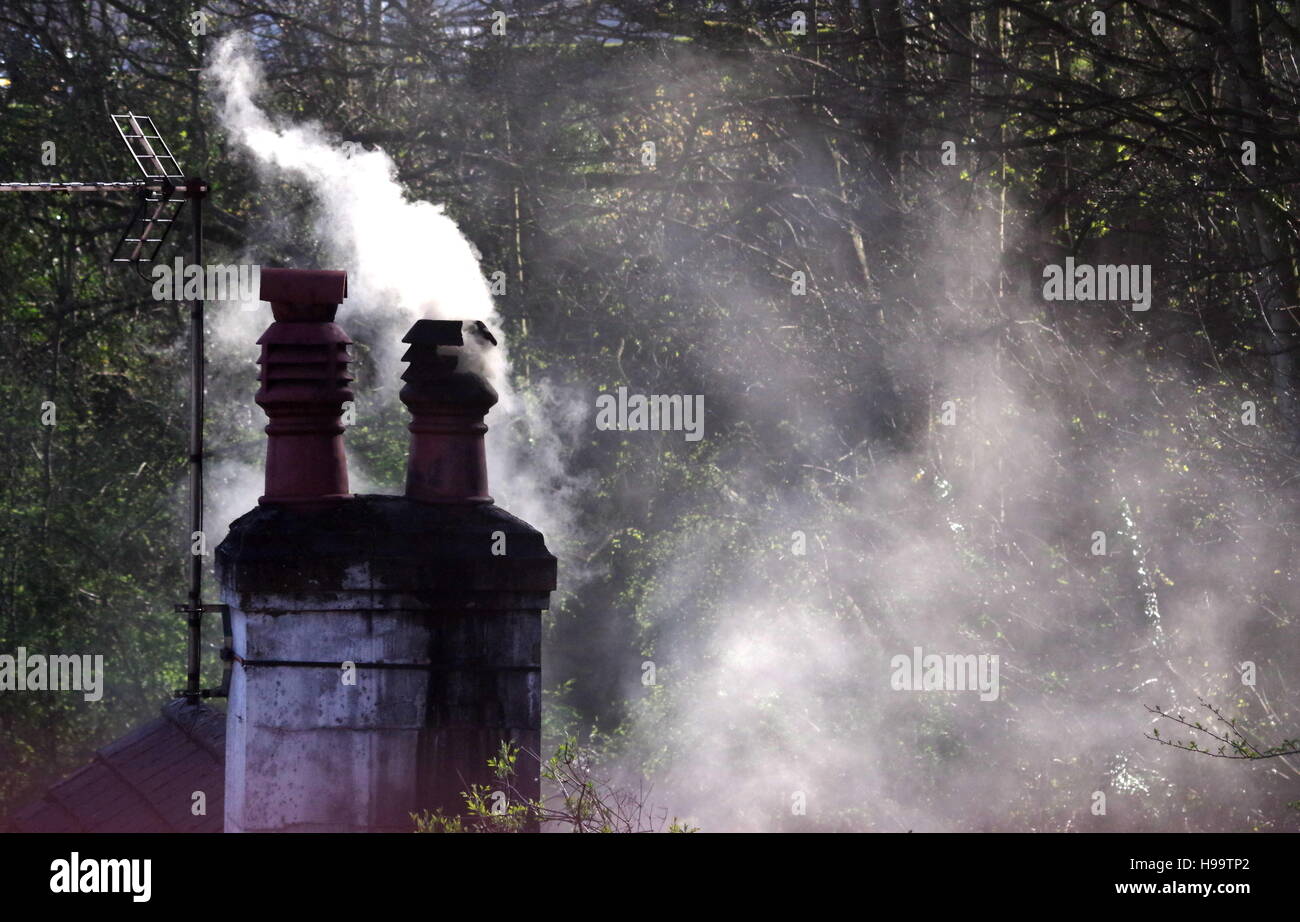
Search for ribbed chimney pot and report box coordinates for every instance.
[255,268,353,504]
[400,319,498,504]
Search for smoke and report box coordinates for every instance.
[202,33,583,549]
[210,34,496,353]
[572,171,1300,831]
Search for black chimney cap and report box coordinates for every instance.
[402,320,464,347]
[401,319,499,348]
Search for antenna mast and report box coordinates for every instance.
[0,112,225,701]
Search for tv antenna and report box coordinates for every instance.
[0,113,229,702]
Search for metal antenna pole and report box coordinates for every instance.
[187,188,205,700]
[184,31,206,701]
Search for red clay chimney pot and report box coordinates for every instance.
[255,269,353,505]
[400,319,498,504]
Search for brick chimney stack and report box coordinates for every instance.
[217,278,556,833]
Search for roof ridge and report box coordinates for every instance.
[160,698,226,762]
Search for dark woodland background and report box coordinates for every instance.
[3,0,1300,831]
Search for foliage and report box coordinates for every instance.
[411,739,698,834]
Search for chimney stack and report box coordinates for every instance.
[217,277,556,833]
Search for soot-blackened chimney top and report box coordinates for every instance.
[400,319,499,504]
[255,268,353,505]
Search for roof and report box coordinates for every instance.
[5,698,225,833]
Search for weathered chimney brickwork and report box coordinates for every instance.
[217,270,555,833]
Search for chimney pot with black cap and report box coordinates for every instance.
[217,269,556,832]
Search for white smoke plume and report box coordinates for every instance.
[202,33,582,548]
[210,34,497,366]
